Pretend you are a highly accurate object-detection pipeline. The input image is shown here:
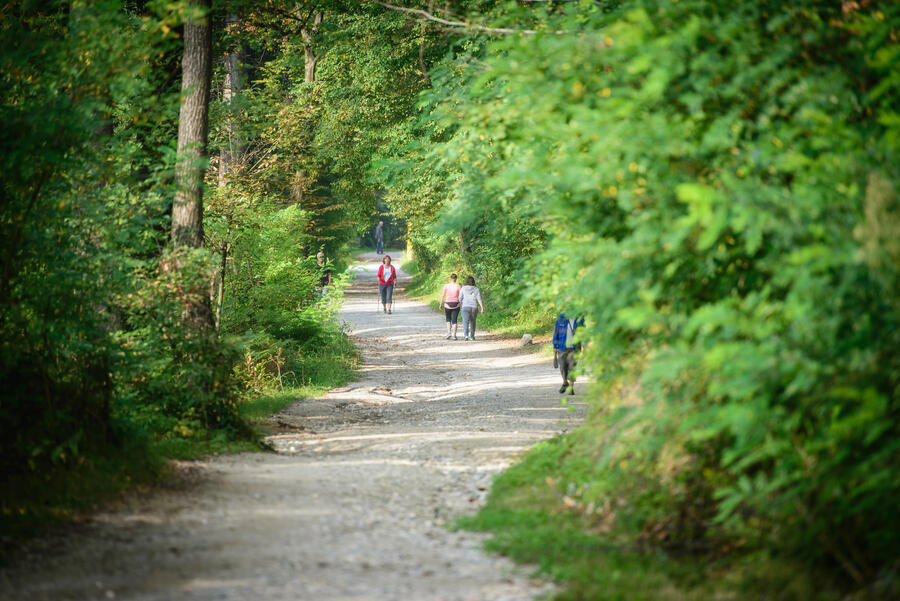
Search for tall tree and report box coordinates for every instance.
[172,0,213,249]
[302,11,323,84]
[218,13,244,187]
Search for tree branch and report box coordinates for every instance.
[520,0,605,5]
[372,0,573,35]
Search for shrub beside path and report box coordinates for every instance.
[1,252,585,601]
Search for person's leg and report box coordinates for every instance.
[461,308,471,340]
[558,350,569,393]
[565,351,576,394]
[469,310,477,340]
[464,308,475,339]
[380,284,387,312]
[444,308,452,337]
[386,284,393,313]
[451,307,459,338]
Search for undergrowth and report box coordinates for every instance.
[2,281,358,540]
[459,432,846,601]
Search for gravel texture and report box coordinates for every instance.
[1,252,585,601]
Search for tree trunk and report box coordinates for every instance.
[219,14,244,187]
[172,0,212,249]
[293,12,321,204]
[171,0,214,330]
[215,242,229,329]
[302,12,323,84]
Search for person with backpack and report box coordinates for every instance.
[439,273,462,340]
[316,251,332,288]
[552,313,584,394]
[458,276,484,341]
[378,255,396,314]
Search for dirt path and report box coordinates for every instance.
[1,253,585,601]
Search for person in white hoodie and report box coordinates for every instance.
[458,276,485,341]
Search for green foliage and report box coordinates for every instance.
[461,433,846,601]
[1,0,174,484]
[114,247,247,439]
[1,0,360,534]
[388,0,900,593]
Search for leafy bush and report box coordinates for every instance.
[114,247,246,438]
[390,0,900,591]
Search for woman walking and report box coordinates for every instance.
[439,273,462,339]
[378,255,397,314]
[458,276,484,341]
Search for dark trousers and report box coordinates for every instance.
[444,304,460,324]
[379,283,393,305]
[559,350,576,384]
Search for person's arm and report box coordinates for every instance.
[477,289,484,313]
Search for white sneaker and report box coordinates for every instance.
[445,333,452,339]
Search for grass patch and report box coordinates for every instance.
[473,305,555,339]
[1,431,164,540]
[154,330,358,459]
[344,244,371,260]
[459,433,845,601]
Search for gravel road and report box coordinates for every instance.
[1,252,585,601]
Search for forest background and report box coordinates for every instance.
[2,0,899,599]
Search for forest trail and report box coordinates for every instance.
[2,253,585,601]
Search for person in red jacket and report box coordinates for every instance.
[377,255,397,314]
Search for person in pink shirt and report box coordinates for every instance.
[439,274,462,339]
[377,255,397,314]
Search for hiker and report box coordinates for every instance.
[552,313,584,395]
[316,251,332,288]
[439,273,462,340]
[378,254,396,314]
[458,276,484,341]
[374,220,384,255]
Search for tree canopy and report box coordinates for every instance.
[2,0,898,594]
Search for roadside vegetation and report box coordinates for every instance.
[4,1,898,598]
[381,1,900,599]
[2,2,397,537]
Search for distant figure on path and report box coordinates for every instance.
[378,255,396,314]
[439,273,462,340]
[552,313,584,395]
[316,251,332,288]
[374,220,384,255]
[459,276,484,341]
